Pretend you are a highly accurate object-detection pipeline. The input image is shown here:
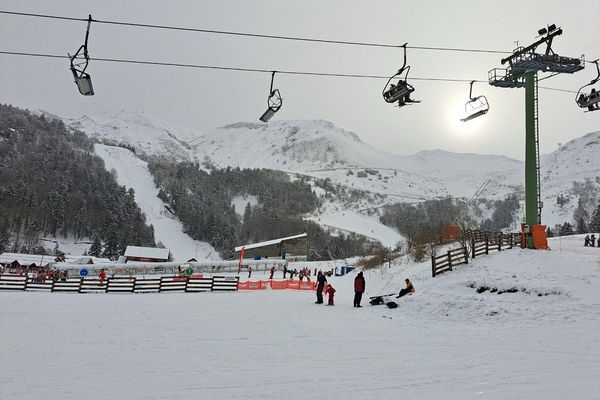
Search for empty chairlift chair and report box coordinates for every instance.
[68,15,94,96]
[460,81,490,122]
[382,43,420,108]
[576,59,600,112]
[259,71,282,122]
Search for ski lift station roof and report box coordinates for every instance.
[124,246,170,262]
[235,233,308,252]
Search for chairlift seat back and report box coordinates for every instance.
[577,91,600,108]
[75,75,94,96]
[259,108,277,123]
[383,81,414,103]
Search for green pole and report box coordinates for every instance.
[524,71,537,248]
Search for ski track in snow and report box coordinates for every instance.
[1,235,599,399]
[94,144,217,261]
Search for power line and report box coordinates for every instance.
[0,10,512,54]
[0,50,578,93]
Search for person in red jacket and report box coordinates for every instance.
[354,271,365,307]
[269,266,275,280]
[326,284,336,306]
[99,268,106,285]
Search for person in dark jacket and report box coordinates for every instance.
[397,278,415,298]
[315,271,327,304]
[354,271,366,307]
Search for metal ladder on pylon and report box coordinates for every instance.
[534,73,542,224]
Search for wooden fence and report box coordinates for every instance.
[431,247,469,277]
[0,275,238,294]
[432,230,522,277]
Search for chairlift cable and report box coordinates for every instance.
[0,50,579,93]
[0,10,512,54]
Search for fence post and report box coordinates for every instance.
[471,239,476,258]
[185,276,190,292]
[498,233,503,251]
[159,277,164,293]
[485,238,489,255]
[131,277,136,293]
[431,256,436,277]
[78,277,84,293]
[24,275,29,291]
[51,278,55,292]
[447,251,453,271]
[464,247,469,264]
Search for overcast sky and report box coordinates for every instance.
[1,0,598,160]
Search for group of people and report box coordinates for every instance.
[584,234,599,247]
[30,268,69,283]
[577,88,599,111]
[314,270,415,308]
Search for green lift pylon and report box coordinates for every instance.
[489,24,584,248]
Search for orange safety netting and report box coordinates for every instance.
[237,279,323,291]
[531,224,550,250]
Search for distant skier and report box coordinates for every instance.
[354,271,365,307]
[269,266,275,280]
[315,271,327,304]
[591,234,597,248]
[283,265,287,279]
[397,278,415,298]
[326,284,336,306]
[248,266,252,278]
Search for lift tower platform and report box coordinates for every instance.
[489,24,584,249]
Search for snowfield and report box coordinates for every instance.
[1,236,599,399]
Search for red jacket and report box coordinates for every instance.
[354,274,365,292]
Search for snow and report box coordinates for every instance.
[230,194,258,218]
[2,236,599,399]
[94,144,218,261]
[124,246,170,261]
[308,209,403,247]
[235,233,307,252]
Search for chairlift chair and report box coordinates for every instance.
[68,15,94,96]
[460,81,490,122]
[259,72,282,122]
[575,59,600,112]
[382,43,420,107]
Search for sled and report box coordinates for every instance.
[369,293,395,305]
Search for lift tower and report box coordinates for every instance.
[489,25,584,248]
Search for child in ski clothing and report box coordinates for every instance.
[326,284,336,305]
[269,266,275,280]
[99,269,107,284]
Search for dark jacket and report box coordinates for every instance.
[317,273,327,289]
[354,273,365,293]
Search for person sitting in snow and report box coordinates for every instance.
[326,284,336,306]
[397,278,415,298]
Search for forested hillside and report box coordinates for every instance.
[149,162,383,259]
[0,104,155,257]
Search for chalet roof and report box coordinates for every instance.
[63,256,112,264]
[235,233,307,252]
[0,252,55,267]
[124,246,170,260]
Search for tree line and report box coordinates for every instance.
[148,161,383,259]
[0,104,155,257]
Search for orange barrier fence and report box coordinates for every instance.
[237,279,323,291]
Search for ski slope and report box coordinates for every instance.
[1,236,599,399]
[94,144,217,261]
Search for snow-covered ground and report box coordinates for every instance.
[94,144,217,261]
[2,235,599,399]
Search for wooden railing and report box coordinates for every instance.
[432,230,522,277]
[0,275,239,294]
[431,247,469,277]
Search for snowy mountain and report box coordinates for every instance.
[64,110,197,162]
[61,109,599,246]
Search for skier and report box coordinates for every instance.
[269,266,275,280]
[326,284,336,306]
[315,271,327,304]
[248,266,252,278]
[397,278,415,298]
[591,234,597,248]
[283,265,287,279]
[584,234,591,246]
[354,271,365,307]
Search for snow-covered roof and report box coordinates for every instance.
[0,253,55,267]
[63,256,112,264]
[235,233,308,252]
[124,246,170,260]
